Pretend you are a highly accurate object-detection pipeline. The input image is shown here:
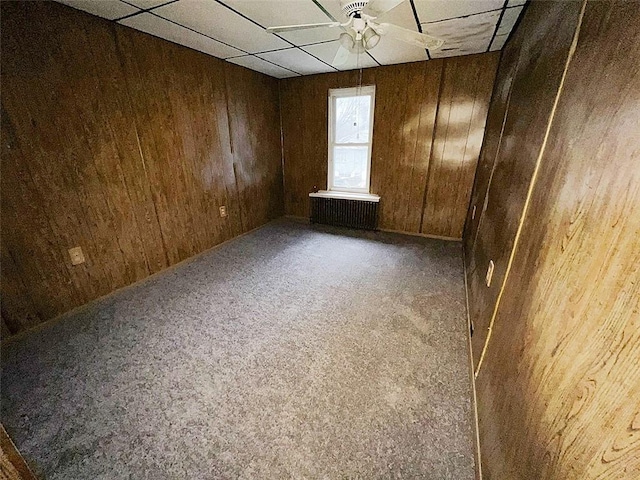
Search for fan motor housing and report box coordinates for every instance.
[341,0,369,17]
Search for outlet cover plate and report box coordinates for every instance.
[69,246,85,266]
[486,260,495,287]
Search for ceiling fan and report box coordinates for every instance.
[266,0,444,66]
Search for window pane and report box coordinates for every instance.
[335,95,371,143]
[333,146,368,189]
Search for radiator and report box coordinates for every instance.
[310,195,379,230]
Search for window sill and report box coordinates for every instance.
[309,190,380,203]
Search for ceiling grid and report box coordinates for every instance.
[56,0,527,78]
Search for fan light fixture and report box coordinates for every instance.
[339,31,355,50]
[266,0,444,68]
[363,28,380,50]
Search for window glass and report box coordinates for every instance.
[328,86,375,193]
[332,146,368,189]
[334,95,371,143]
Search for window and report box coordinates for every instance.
[328,86,375,194]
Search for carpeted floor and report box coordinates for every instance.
[1,219,475,479]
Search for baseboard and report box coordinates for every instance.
[282,217,462,242]
[283,215,310,223]
[1,219,276,347]
[463,248,483,480]
[378,228,461,242]
[1,424,37,480]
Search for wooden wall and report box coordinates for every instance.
[465,0,640,478]
[0,425,35,480]
[280,53,499,238]
[0,1,283,336]
[465,0,584,365]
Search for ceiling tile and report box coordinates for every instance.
[313,0,347,22]
[58,0,524,78]
[257,48,334,75]
[302,41,378,71]
[56,0,139,20]
[416,0,504,24]
[375,0,419,27]
[367,37,428,65]
[124,0,174,8]
[497,6,525,36]
[222,0,340,45]
[119,13,244,58]
[366,1,427,65]
[227,55,299,78]
[153,0,289,53]
[425,9,500,58]
[490,33,508,51]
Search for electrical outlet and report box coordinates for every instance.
[472,205,476,220]
[68,246,85,266]
[219,205,227,218]
[486,260,495,287]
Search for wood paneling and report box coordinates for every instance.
[225,63,284,232]
[369,62,442,234]
[465,0,584,365]
[421,54,499,238]
[0,426,36,480]
[0,1,283,336]
[462,30,522,260]
[280,54,499,237]
[467,0,640,478]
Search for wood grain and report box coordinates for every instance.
[0,1,283,335]
[421,53,499,238]
[280,54,498,236]
[472,0,640,478]
[0,425,36,480]
[464,0,584,366]
[462,30,522,263]
[225,63,284,233]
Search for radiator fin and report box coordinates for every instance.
[310,197,379,230]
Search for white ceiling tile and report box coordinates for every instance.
[425,9,500,58]
[56,0,139,20]
[302,41,378,71]
[314,0,347,22]
[153,0,289,53]
[497,5,524,36]
[375,0,419,27]
[227,55,299,78]
[119,13,244,58]
[368,37,428,65]
[366,1,427,65]
[222,0,340,45]
[490,33,508,51]
[124,0,174,8]
[416,0,504,24]
[59,0,525,76]
[257,48,334,75]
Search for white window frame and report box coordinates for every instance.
[328,85,376,194]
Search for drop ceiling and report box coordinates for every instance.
[56,0,527,78]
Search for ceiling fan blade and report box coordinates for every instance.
[266,22,340,33]
[374,23,444,49]
[332,44,351,67]
[362,0,405,17]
